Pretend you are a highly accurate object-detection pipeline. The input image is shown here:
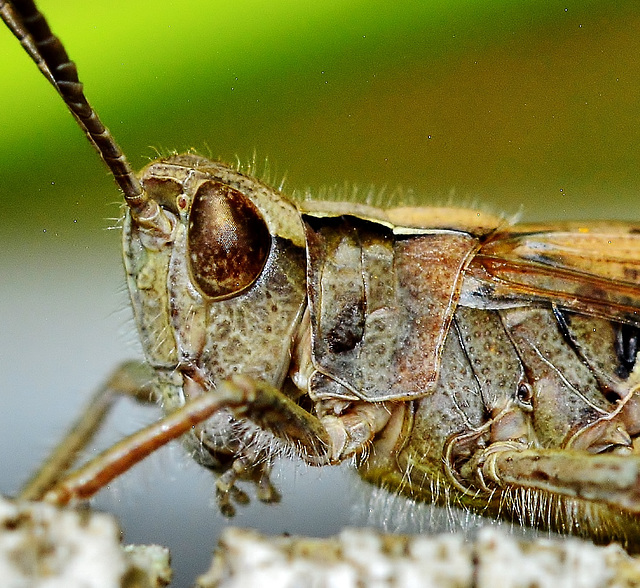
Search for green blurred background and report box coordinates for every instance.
[1,2,640,585]
[2,0,639,244]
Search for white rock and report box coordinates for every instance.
[0,496,170,588]
[197,526,640,588]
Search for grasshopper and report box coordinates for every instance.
[3,0,640,554]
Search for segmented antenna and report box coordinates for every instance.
[1,0,169,231]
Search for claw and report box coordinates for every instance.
[229,484,250,506]
[215,476,250,517]
[568,418,633,454]
[256,473,281,504]
[215,488,237,518]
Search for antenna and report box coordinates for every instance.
[1,0,170,233]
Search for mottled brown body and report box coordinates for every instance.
[121,152,640,543]
[5,0,640,549]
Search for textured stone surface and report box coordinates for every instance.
[197,526,640,588]
[0,497,170,588]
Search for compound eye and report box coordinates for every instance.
[188,181,271,299]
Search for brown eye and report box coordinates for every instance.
[516,381,533,409]
[188,181,271,299]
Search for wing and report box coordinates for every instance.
[463,221,640,326]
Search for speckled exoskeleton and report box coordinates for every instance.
[4,0,640,548]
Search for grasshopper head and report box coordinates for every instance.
[124,155,308,407]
